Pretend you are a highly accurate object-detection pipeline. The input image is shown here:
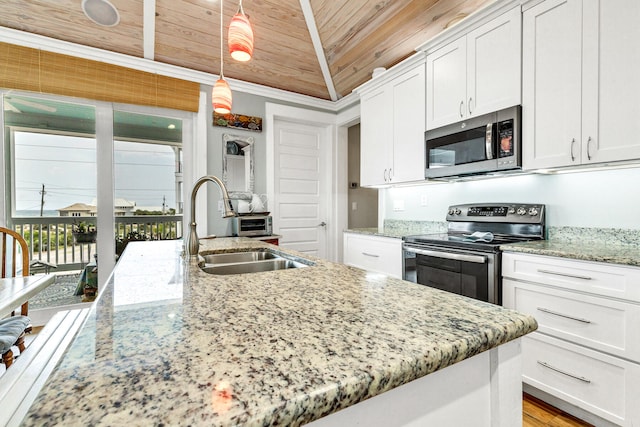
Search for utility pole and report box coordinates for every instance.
[162,195,166,214]
[39,184,46,216]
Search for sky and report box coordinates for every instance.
[14,131,178,214]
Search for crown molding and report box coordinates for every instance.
[0,27,359,113]
[353,51,426,96]
[416,0,521,54]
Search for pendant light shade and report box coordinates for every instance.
[212,78,232,114]
[228,2,253,62]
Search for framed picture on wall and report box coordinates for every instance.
[213,112,262,132]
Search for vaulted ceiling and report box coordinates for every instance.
[0,0,495,101]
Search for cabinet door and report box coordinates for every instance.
[582,0,640,164]
[522,333,640,426]
[343,233,402,278]
[360,87,392,186]
[426,36,467,130]
[467,7,521,118]
[391,63,426,183]
[522,0,582,170]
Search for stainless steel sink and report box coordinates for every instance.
[198,249,310,275]
[201,258,307,275]
[201,251,277,264]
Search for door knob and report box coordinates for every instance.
[318,222,327,227]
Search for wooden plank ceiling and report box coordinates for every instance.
[0,0,495,101]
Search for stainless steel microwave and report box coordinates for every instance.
[425,105,521,179]
[231,215,273,237]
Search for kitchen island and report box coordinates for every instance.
[20,238,537,426]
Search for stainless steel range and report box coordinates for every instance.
[403,203,545,305]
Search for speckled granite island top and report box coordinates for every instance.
[22,238,537,426]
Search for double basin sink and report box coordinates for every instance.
[199,249,311,275]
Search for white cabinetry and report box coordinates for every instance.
[425,6,521,130]
[358,60,425,187]
[503,252,640,426]
[343,232,402,279]
[522,0,640,170]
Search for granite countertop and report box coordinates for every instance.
[345,220,447,239]
[344,227,407,239]
[501,227,640,267]
[501,239,640,267]
[22,238,537,426]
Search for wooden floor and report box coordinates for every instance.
[523,393,594,427]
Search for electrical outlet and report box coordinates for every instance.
[421,195,428,206]
[352,202,357,211]
[393,200,405,211]
[218,200,223,213]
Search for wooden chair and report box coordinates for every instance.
[0,227,32,368]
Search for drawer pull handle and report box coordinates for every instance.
[537,269,592,280]
[362,252,379,258]
[536,307,592,324]
[537,361,591,383]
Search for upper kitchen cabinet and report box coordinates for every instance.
[424,6,522,130]
[522,0,640,170]
[357,58,426,187]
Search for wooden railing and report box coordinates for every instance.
[11,215,183,272]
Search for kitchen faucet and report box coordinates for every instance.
[185,175,236,259]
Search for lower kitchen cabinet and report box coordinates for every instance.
[343,232,402,279]
[503,252,640,426]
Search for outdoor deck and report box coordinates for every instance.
[12,215,183,272]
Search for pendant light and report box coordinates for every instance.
[228,0,254,62]
[213,0,232,114]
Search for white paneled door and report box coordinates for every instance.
[272,119,329,258]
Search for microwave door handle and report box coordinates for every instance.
[485,123,494,159]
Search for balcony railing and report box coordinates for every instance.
[12,215,183,272]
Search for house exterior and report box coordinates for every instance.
[57,203,94,217]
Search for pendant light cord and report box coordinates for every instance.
[220,0,224,78]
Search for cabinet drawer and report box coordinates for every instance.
[504,279,640,362]
[343,233,402,278]
[523,333,640,426]
[502,253,640,302]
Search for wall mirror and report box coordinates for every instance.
[222,133,254,199]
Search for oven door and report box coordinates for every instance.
[403,244,500,304]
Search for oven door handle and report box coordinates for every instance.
[403,246,487,264]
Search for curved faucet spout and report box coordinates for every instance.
[185,175,236,258]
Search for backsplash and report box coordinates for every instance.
[383,219,446,236]
[548,227,640,246]
[382,166,640,230]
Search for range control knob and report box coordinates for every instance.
[516,207,527,215]
[508,207,516,214]
[448,208,455,215]
[454,208,462,215]
[528,207,539,216]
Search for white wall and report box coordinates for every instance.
[382,167,640,229]
[204,86,334,237]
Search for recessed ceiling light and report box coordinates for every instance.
[82,0,120,27]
